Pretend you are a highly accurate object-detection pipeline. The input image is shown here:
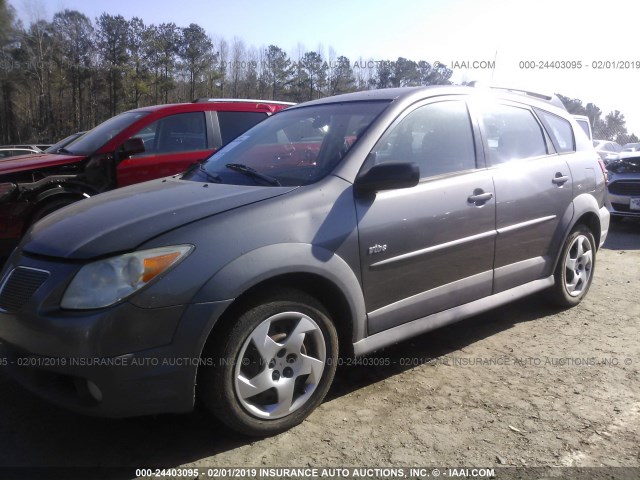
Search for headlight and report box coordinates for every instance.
[0,182,17,202]
[61,245,193,310]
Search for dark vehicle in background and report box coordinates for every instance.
[605,153,640,221]
[0,86,609,436]
[0,99,292,257]
[622,142,640,152]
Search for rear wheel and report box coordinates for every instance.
[199,289,338,436]
[551,226,596,307]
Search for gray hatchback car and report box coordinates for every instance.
[0,86,609,436]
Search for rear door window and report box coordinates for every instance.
[479,103,548,165]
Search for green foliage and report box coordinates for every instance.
[558,94,635,143]
[2,6,634,145]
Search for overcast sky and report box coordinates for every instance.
[11,0,640,136]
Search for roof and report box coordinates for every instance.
[289,85,569,115]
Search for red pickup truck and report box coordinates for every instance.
[0,99,293,258]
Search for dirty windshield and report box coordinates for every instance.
[189,101,389,186]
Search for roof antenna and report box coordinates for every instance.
[491,50,497,81]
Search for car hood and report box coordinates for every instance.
[22,178,297,259]
[607,155,640,174]
[0,152,85,174]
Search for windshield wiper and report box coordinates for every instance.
[225,163,281,186]
[183,161,222,183]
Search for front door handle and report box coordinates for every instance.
[468,190,494,206]
[552,173,569,185]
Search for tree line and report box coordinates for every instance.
[557,94,638,145]
[0,1,453,144]
[0,0,636,145]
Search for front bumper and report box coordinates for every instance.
[606,191,640,218]
[0,252,232,417]
[606,177,640,218]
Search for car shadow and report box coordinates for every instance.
[604,217,640,251]
[0,292,561,475]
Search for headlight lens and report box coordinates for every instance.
[61,245,193,309]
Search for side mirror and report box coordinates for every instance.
[120,137,145,159]
[354,162,420,194]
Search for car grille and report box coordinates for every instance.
[608,181,640,196]
[0,267,49,313]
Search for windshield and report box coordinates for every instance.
[62,111,148,156]
[45,132,85,153]
[185,101,389,187]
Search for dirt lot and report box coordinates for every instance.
[0,220,638,477]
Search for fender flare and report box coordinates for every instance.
[192,243,367,345]
[552,193,602,271]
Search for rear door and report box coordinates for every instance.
[355,98,497,335]
[475,100,574,292]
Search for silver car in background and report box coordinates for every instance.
[0,85,610,436]
[606,152,640,221]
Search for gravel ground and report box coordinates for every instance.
[0,220,638,478]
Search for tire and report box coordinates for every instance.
[199,289,339,436]
[551,225,596,308]
[31,197,80,224]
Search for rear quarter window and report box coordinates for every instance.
[535,108,575,153]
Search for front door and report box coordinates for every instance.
[355,99,497,335]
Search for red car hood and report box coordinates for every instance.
[0,153,85,174]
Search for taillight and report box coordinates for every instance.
[597,159,608,185]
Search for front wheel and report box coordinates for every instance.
[551,226,596,308]
[199,290,338,436]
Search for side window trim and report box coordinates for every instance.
[207,110,222,150]
[206,111,221,150]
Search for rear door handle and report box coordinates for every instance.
[468,190,494,206]
[552,173,569,185]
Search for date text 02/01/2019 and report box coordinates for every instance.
[518,60,640,69]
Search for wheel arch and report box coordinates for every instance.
[552,193,602,272]
[193,243,366,360]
